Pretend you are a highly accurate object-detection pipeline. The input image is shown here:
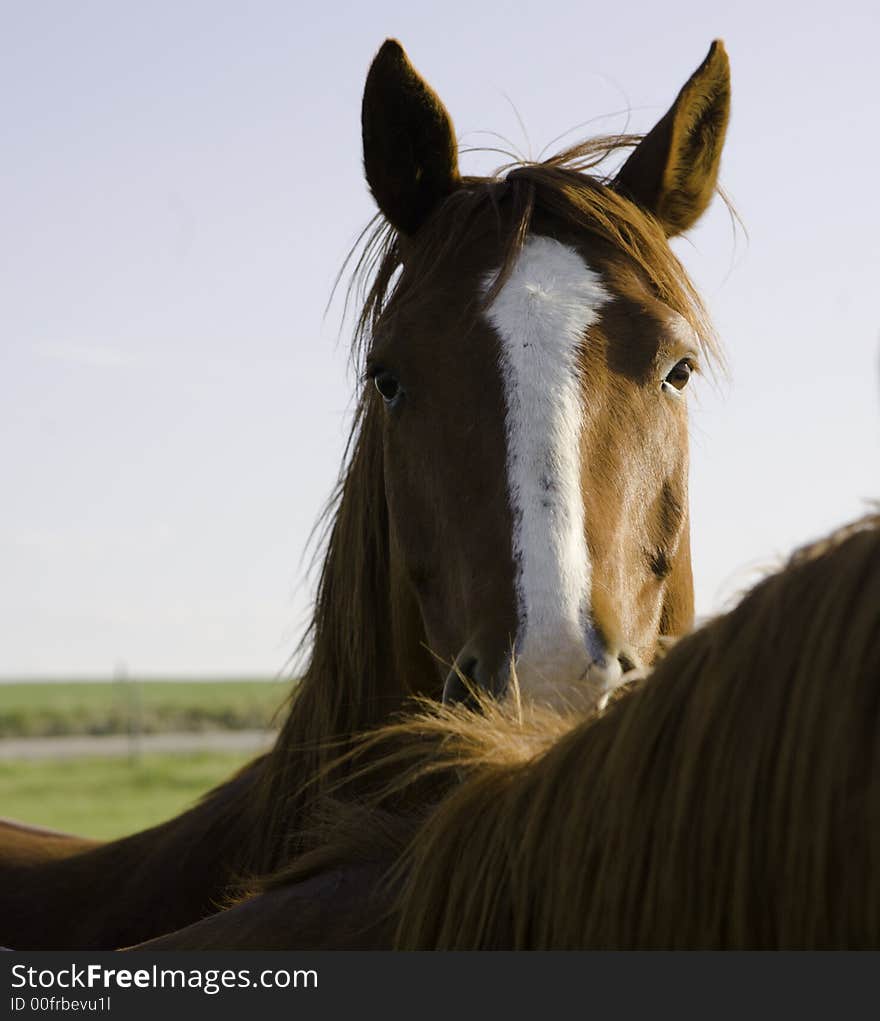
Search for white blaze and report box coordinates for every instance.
[486,234,614,704]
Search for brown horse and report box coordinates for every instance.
[0,37,729,948]
[140,512,880,949]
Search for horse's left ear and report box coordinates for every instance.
[614,41,730,237]
[362,39,460,236]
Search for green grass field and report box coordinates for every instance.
[0,750,255,840]
[0,679,292,738]
[0,680,290,838]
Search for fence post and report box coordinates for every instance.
[115,662,142,763]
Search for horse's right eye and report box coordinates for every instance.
[374,372,401,403]
[664,358,694,392]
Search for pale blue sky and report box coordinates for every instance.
[2,1,877,676]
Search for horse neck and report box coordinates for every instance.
[0,758,264,949]
[301,400,437,726]
[251,402,436,871]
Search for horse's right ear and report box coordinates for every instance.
[362,40,460,236]
[613,40,730,237]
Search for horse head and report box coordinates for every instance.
[359,39,729,708]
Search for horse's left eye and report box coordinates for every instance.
[664,359,693,392]
[374,371,401,403]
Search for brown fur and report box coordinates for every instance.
[0,42,728,947]
[247,151,725,872]
[246,42,731,872]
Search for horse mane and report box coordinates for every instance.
[260,511,880,947]
[243,135,726,876]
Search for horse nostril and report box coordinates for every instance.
[442,655,507,708]
[442,669,477,708]
[459,658,478,680]
[618,653,636,675]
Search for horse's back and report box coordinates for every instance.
[129,863,395,950]
[0,816,97,866]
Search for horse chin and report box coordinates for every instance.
[511,655,627,713]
